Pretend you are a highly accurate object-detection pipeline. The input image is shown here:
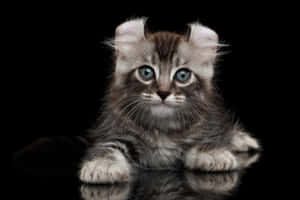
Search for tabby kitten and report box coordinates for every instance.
[79,18,260,183]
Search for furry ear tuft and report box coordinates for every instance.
[112,18,147,54]
[187,23,220,61]
[115,18,146,42]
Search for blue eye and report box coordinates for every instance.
[175,69,191,83]
[138,65,155,81]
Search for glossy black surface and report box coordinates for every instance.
[13,151,274,200]
[13,165,251,199]
[13,136,269,200]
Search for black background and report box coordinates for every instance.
[11,2,295,200]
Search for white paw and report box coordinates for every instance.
[232,131,260,152]
[79,149,131,183]
[185,148,238,171]
[237,153,260,169]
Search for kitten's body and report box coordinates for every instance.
[79,19,260,183]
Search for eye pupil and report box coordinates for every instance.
[175,69,191,83]
[144,69,151,76]
[138,65,154,81]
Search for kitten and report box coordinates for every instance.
[79,18,260,183]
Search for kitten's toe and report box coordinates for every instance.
[185,148,238,171]
[236,153,260,168]
[79,150,131,184]
[232,131,260,152]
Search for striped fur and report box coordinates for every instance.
[147,31,185,63]
[79,18,260,183]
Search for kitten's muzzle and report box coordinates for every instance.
[157,91,171,101]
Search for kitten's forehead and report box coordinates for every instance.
[147,32,187,65]
[146,32,214,81]
[113,20,218,84]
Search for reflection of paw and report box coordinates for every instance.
[80,184,130,200]
[79,149,131,183]
[185,148,238,171]
[185,172,239,194]
[232,131,260,152]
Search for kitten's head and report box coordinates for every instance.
[107,18,222,131]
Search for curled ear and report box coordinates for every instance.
[112,18,147,54]
[187,23,219,61]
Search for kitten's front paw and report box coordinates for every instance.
[79,149,131,184]
[231,131,260,152]
[237,153,260,169]
[185,148,238,171]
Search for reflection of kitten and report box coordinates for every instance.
[80,171,243,200]
[79,18,260,183]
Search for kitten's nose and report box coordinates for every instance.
[157,91,171,101]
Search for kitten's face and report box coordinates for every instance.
[109,19,219,130]
[130,36,200,117]
[137,63,190,117]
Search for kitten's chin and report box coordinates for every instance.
[150,104,176,117]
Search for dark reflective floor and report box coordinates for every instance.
[14,168,256,200]
[80,171,243,200]
[13,138,268,200]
